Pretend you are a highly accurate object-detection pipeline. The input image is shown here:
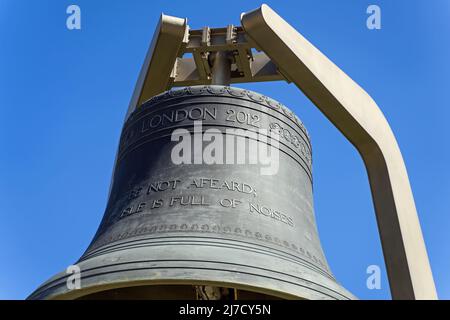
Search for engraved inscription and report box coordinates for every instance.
[116,177,294,228]
[120,199,163,219]
[219,198,242,208]
[188,178,257,197]
[225,109,261,128]
[119,105,218,152]
[249,203,294,227]
[269,122,311,164]
[169,195,210,206]
[142,106,217,132]
[147,180,180,194]
[118,103,312,181]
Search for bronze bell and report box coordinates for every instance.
[29,85,354,300]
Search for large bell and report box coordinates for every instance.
[29,85,354,300]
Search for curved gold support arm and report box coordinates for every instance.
[126,14,187,120]
[109,14,187,198]
[241,4,436,299]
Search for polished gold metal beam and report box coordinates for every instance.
[241,4,436,299]
[126,14,188,119]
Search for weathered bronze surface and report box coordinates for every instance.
[29,86,354,300]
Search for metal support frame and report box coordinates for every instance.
[210,51,232,85]
[124,4,437,299]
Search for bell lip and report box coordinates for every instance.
[28,241,356,300]
[29,278,303,300]
[29,272,355,301]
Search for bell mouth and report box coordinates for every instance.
[28,234,355,300]
[70,285,287,300]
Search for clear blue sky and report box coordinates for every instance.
[1,0,449,300]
